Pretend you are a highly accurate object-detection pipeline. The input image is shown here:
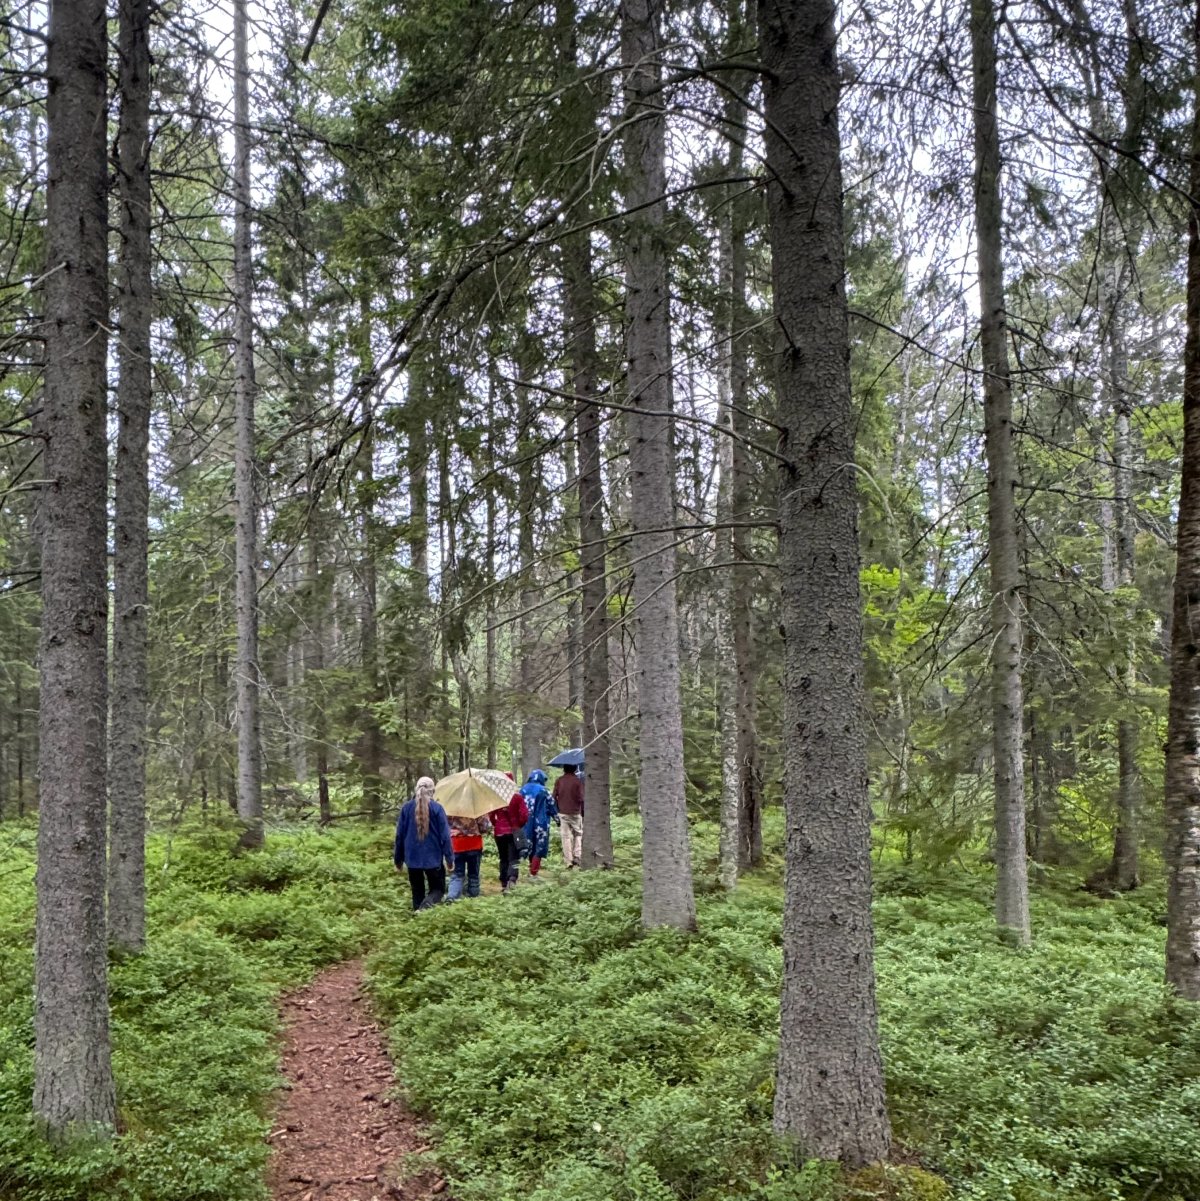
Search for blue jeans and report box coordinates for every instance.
[448,850,482,899]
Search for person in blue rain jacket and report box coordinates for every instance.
[520,769,558,879]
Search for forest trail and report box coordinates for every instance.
[267,960,447,1201]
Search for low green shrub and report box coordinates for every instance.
[877,886,1200,1200]
[2,814,1197,1201]
[0,822,410,1201]
[369,832,1199,1201]
[370,868,785,1201]
[847,1164,953,1201]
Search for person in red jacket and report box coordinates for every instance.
[487,773,529,892]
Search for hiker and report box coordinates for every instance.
[487,773,529,892]
[553,763,584,867]
[447,813,491,900]
[519,769,558,879]
[393,776,455,910]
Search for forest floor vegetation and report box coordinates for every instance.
[0,814,1197,1201]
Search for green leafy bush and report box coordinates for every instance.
[369,834,1199,1201]
[0,823,410,1201]
[877,886,1200,1200]
[2,816,1197,1201]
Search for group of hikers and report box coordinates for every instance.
[392,764,585,910]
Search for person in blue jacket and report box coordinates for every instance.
[393,776,455,910]
[520,769,558,879]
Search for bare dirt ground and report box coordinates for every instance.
[267,960,447,1201]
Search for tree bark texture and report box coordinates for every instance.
[715,131,742,893]
[971,0,1030,943]
[359,415,384,819]
[517,371,542,781]
[306,500,332,826]
[622,0,696,929]
[233,0,262,847]
[109,0,152,955]
[34,0,117,1132]
[406,376,432,778]
[1111,365,1140,888]
[440,435,473,767]
[1064,0,1144,891]
[761,0,892,1164]
[724,0,763,869]
[557,0,613,868]
[1106,28,1142,891]
[484,380,500,770]
[1165,0,1200,1000]
[408,408,430,592]
[564,432,585,746]
[732,274,762,869]
[16,674,25,818]
[717,0,756,887]
[565,227,614,869]
[437,467,453,776]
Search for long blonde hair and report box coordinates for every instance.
[414,776,435,840]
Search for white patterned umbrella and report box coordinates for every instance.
[434,768,514,818]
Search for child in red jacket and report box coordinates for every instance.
[447,814,491,899]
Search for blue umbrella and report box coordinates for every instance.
[547,747,585,767]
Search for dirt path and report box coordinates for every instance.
[267,960,446,1201]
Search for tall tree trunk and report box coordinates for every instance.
[484,377,499,770]
[306,488,332,826]
[715,198,741,893]
[440,434,472,767]
[1069,0,1144,892]
[34,0,117,1132]
[1107,0,1145,892]
[359,410,384,820]
[517,368,541,780]
[1165,0,1200,1000]
[109,0,152,955]
[408,394,430,593]
[761,0,891,1164]
[406,371,431,778]
[621,0,696,929]
[434,435,453,777]
[572,280,614,869]
[557,0,613,868]
[731,203,762,872]
[1110,333,1140,888]
[567,236,614,868]
[717,0,750,890]
[16,673,25,818]
[564,431,584,745]
[0,703,6,822]
[287,605,308,783]
[971,0,1030,943]
[232,0,262,848]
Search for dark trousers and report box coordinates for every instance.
[449,850,482,899]
[495,834,519,887]
[408,866,446,910]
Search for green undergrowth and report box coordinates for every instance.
[368,828,1199,1201]
[0,819,407,1201]
[1,814,1197,1201]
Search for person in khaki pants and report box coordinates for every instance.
[552,764,584,867]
